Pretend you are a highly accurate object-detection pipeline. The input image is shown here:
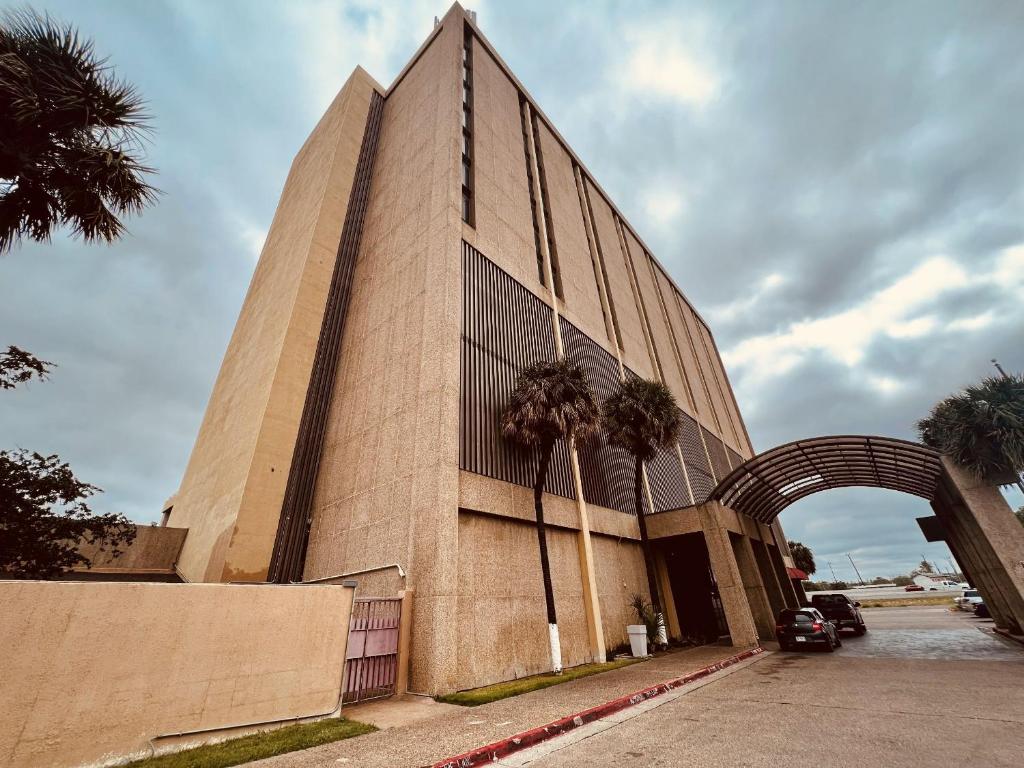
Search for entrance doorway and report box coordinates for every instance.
[663,532,729,643]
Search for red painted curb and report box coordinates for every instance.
[431,647,765,768]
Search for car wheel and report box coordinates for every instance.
[824,637,835,653]
[834,635,842,648]
[854,625,866,636]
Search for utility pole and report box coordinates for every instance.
[847,553,865,586]
[992,358,1009,379]
[828,560,839,584]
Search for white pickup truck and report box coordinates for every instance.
[954,589,983,610]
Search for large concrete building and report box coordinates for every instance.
[167,4,804,694]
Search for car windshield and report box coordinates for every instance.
[811,595,845,604]
[965,590,979,598]
[780,610,814,623]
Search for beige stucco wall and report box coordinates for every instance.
[68,524,187,575]
[169,67,382,583]
[0,581,354,768]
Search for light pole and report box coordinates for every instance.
[847,553,865,586]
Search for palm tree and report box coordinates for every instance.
[602,377,681,642]
[502,359,600,674]
[0,9,157,253]
[917,373,1024,494]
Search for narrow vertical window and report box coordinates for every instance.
[530,111,562,299]
[461,26,475,227]
[520,94,546,286]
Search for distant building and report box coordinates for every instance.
[164,3,799,694]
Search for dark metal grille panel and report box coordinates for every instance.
[559,317,633,514]
[702,427,732,484]
[646,443,693,512]
[727,447,745,471]
[460,242,575,499]
[680,412,715,503]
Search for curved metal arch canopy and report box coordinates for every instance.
[710,435,943,523]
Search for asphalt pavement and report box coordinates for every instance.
[504,607,1024,767]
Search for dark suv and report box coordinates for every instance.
[810,593,867,635]
[775,608,840,651]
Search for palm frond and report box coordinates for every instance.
[602,377,682,462]
[917,373,1024,481]
[502,359,601,448]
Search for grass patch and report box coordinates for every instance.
[436,658,643,707]
[122,717,376,768]
[858,596,955,608]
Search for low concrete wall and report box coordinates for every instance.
[64,525,188,580]
[0,581,354,768]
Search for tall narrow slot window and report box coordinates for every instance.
[519,95,546,286]
[530,111,562,299]
[461,27,475,226]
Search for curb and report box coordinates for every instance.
[431,646,765,768]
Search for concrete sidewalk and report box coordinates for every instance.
[250,643,755,768]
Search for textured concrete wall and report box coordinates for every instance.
[0,581,353,768]
[302,11,464,694]
[455,512,591,689]
[169,68,381,583]
[466,35,543,296]
[68,524,187,576]
[593,534,650,652]
[536,122,607,344]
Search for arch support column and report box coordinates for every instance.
[938,458,1024,635]
[697,502,760,647]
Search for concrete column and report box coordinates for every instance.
[766,541,801,609]
[792,578,809,607]
[395,588,414,695]
[751,538,787,619]
[729,533,776,639]
[696,502,760,647]
[939,458,1024,634]
[569,442,606,663]
[933,498,1014,630]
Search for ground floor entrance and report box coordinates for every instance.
[662,532,729,643]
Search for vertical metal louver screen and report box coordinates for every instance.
[646,444,693,512]
[680,412,715,503]
[727,447,745,473]
[559,317,634,514]
[460,242,575,500]
[702,427,732,485]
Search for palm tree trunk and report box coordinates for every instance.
[634,456,665,643]
[534,438,562,673]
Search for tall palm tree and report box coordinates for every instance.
[502,359,600,673]
[602,377,681,640]
[0,9,157,253]
[917,373,1024,494]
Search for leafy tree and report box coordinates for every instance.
[918,559,934,574]
[787,540,816,576]
[0,344,52,388]
[0,346,135,578]
[0,8,157,253]
[0,449,135,578]
[892,575,913,586]
[502,359,600,673]
[602,377,681,640]
[917,373,1024,494]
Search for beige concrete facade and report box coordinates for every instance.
[0,581,354,768]
[165,3,786,695]
[168,68,384,583]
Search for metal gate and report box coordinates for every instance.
[343,597,401,703]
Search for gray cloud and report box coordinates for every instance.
[1,1,1021,576]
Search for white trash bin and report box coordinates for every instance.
[627,624,649,657]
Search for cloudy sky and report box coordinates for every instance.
[2,0,1021,579]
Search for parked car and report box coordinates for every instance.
[810,593,868,635]
[905,585,925,592]
[775,608,841,652]
[955,589,983,611]
[974,602,991,619]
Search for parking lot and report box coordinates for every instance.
[515,606,1024,767]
